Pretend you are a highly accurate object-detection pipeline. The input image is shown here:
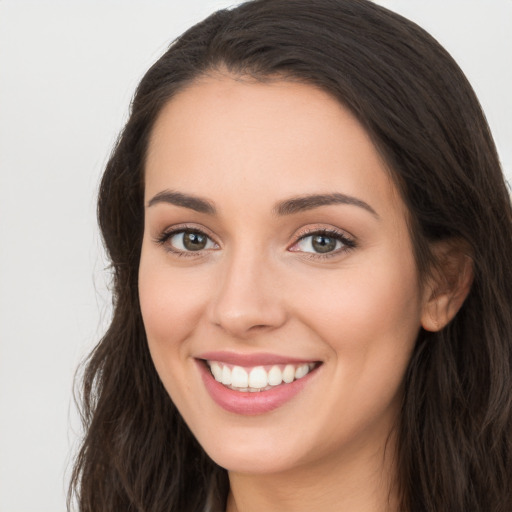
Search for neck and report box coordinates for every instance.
[225,430,399,512]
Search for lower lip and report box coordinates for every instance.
[196,360,319,415]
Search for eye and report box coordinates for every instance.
[289,229,355,256]
[295,233,341,254]
[156,228,218,254]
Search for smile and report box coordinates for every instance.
[206,360,317,392]
[196,354,322,415]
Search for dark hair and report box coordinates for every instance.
[70,1,512,510]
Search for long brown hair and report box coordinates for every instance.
[70,1,512,510]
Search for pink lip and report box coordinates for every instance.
[197,350,317,367]
[195,358,321,415]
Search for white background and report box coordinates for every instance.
[0,1,510,511]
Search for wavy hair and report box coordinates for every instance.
[69,1,512,510]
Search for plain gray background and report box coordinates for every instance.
[0,1,510,511]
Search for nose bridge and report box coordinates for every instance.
[208,244,286,337]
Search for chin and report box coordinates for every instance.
[204,440,304,475]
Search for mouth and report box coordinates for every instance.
[205,360,319,392]
[195,353,322,415]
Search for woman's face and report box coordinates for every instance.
[139,76,428,475]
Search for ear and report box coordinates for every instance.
[421,240,474,332]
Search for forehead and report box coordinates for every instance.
[145,76,403,219]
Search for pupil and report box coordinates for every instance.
[183,231,207,251]
[312,235,336,253]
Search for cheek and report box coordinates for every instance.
[296,249,422,368]
[298,256,421,435]
[138,250,216,411]
[138,251,210,357]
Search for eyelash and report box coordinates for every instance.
[291,227,356,259]
[154,225,356,259]
[154,225,218,258]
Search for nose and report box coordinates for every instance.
[207,249,288,339]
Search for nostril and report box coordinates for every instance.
[208,281,288,337]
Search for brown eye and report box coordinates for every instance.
[289,229,355,257]
[183,231,207,250]
[311,235,338,253]
[168,230,217,252]
[294,233,342,254]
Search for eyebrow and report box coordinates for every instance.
[147,190,378,218]
[274,193,379,218]
[147,190,216,214]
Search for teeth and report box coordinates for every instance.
[207,360,317,392]
[231,366,249,388]
[268,365,283,386]
[210,362,223,381]
[282,364,295,383]
[249,366,268,388]
[221,365,231,385]
[295,364,309,379]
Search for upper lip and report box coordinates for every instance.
[196,351,320,367]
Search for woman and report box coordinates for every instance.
[70,0,512,510]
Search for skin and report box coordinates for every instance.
[139,75,447,512]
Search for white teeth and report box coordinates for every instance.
[221,365,232,385]
[295,364,309,379]
[231,366,249,388]
[282,364,295,383]
[248,366,268,388]
[268,365,283,386]
[207,360,317,391]
[210,362,223,381]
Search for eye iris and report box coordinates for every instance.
[183,231,207,251]
[312,235,337,253]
